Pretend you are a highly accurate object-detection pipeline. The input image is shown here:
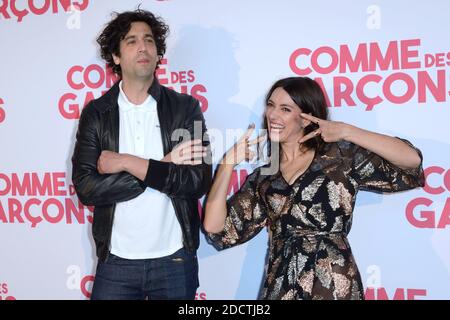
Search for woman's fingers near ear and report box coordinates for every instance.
[299,130,320,144]
[300,113,321,126]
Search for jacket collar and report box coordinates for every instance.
[147,77,162,102]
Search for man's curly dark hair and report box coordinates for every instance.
[96,8,169,76]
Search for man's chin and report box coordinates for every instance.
[138,69,154,76]
[134,72,155,81]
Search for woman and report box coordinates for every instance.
[203,77,424,300]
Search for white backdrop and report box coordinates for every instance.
[1,0,449,300]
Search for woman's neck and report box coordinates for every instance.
[280,141,310,162]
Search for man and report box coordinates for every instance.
[72,9,211,300]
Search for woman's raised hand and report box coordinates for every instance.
[223,124,266,167]
[298,113,348,144]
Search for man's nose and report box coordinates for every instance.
[137,40,147,53]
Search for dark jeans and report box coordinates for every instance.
[91,247,199,300]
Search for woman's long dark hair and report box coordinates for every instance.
[262,77,329,156]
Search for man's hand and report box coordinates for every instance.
[97,150,125,174]
[162,139,206,165]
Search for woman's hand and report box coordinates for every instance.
[298,113,350,144]
[223,124,266,167]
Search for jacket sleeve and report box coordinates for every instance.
[71,104,145,206]
[143,99,212,199]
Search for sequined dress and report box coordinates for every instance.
[206,140,424,300]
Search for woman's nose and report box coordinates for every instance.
[267,108,280,120]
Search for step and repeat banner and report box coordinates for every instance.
[1,0,449,300]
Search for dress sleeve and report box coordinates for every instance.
[349,138,425,193]
[205,167,268,250]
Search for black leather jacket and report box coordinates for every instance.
[71,79,212,262]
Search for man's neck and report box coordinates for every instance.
[121,76,154,105]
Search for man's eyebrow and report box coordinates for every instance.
[124,34,154,40]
